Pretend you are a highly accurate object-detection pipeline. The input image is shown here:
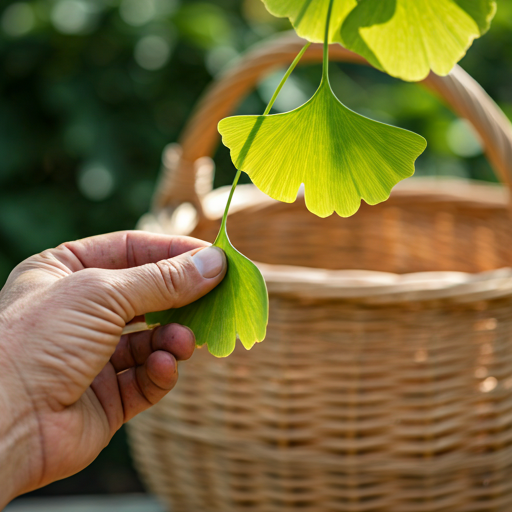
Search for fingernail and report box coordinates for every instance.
[192,247,225,278]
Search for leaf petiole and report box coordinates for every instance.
[322,0,335,82]
[218,0,427,219]
[218,40,312,233]
[218,168,242,234]
[263,41,312,116]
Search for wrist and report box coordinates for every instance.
[0,333,42,508]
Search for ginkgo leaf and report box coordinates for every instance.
[260,0,496,82]
[218,79,426,218]
[340,0,497,81]
[145,226,268,358]
[261,0,357,43]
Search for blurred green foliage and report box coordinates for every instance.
[0,0,286,287]
[1,0,512,496]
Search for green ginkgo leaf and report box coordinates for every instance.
[145,226,268,358]
[261,0,496,82]
[218,79,427,218]
[340,0,497,81]
[261,0,357,43]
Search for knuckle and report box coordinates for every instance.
[154,260,183,299]
[69,268,113,298]
[74,267,108,287]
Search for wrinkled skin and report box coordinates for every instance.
[0,231,226,507]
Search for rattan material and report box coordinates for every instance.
[128,33,512,512]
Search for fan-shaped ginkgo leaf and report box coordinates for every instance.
[260,0,496,82]
[219,80,426,218]
[340,0,497,81]
[145,227,268,358]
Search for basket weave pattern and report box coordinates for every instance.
[131,301,512,511]
[128,34,512,512]
[194,198,512,274]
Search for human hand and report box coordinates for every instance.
[0,231,226,506]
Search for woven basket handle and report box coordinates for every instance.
[153,32,512,213]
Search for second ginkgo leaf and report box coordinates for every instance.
[145,226,268,358]
[261,0,496,82]
[219,79,427,219]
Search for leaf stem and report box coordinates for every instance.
[217,41,312,236]
[323,0,335,82]
[219,168,242,234]
[263,41,311,116]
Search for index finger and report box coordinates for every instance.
[58,231,210,271]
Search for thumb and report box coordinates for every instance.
[112,246,227,319]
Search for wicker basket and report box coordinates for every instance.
[127,33,512,512]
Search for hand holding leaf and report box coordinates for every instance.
[146,225,268,358]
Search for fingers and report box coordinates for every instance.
[111,323,195,373]
[117,350,179,422]
[111,245,226,318]
[91,362,124,434]
[92,323,195,431]
[55,231,212,272]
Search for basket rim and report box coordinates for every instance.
[258,264,512,303]
[202,176,508,221]
[139,177,512,303]
[203,177,512,303]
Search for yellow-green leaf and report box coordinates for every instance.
[340,0,497,81]
[261,0,357,43]
[145,227,268,358]
[260,0,496,82]
[219,80,426,218]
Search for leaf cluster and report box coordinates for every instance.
[263,0,497,81]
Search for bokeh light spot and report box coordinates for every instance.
[51,0,94,34]
[78,163,115,201]
[205,45,238,75]
[259,71,309,113]
[446,118,483,158]
[479,376,498,393]
[134,35,171,70]
[120,0,155,26]
[1,2,35,37]
[175,3,232,49]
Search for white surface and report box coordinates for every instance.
[5,494,166,512]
